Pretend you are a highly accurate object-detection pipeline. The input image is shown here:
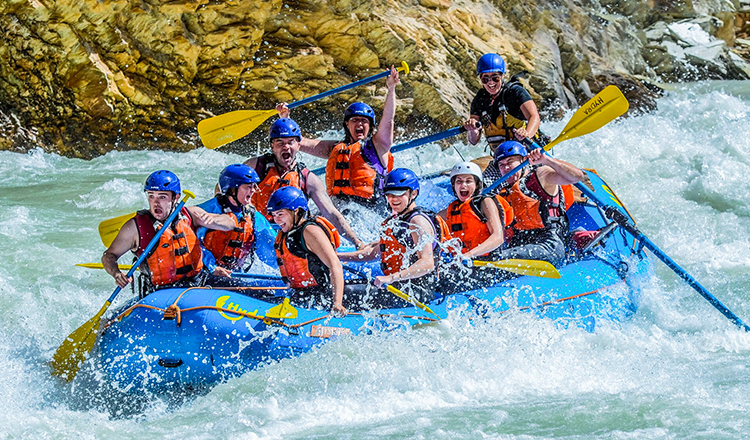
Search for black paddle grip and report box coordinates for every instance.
[604,207,640,237]
[458,121,481,133]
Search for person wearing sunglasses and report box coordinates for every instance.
[463,53,544,156]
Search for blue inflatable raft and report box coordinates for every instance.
[93,170,652,394]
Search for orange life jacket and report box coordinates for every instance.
[274,216,341,289]
[251,153,310,218]
[134,208,203,286]
[203,211,255,271]
[325,139,394,202]
[561,183,575,211]
[380,207,452,276]
[499,169,569,241]
[447,194,514,253]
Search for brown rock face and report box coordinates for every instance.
[0,0,746,158]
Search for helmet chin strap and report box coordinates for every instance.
[474,176,484,196]
[504,166,526,187]
[226,188,242,209]
[289,209,308,231]
[395,190,418,217]
[162,193,179,225]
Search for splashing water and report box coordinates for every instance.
[1,82,750,438]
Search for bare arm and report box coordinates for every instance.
[186,206,236,231]
[242,157,258,169]
[298,137,338,159]
[437,207,448,221]
[514,100,541,140]
[375,215,435,286]
[463,198,505,259]
[102,219,138,288]
[305,173,365,248]
[372,66,399,159]
[338,240,379,262]
[304,225,346,315]
[528,149,586,194]
[275,102,338,158]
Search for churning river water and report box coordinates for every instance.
[1,81,750,439]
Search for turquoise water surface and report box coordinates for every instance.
[1,82,750,438]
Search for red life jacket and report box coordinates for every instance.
[252,153,310,218]
[380,207,452,276]
[274,216,341,289]
[499,169,569,241]
[325,139,394,202]
[203,210,255,271]
[134,208,203,286]
[447,194,514,254]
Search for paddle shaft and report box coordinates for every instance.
[481,86,629,195]
[289,62,408,110]
[575,182,750,332]
[106,194,193,303]
[50,191,196,381]
[392,125,469,154]
[230,272,283,281]
[198,62,408,149]
[342,265,439,317]
[311,124,470,176]
[482,139,548,194]
[482,157,529,195]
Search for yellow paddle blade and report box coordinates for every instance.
[53,190,197,382]
[49,301,110,381]
[385,284,440,318]
[473,259,561,279]
[266,298,298,319]
[545,85,629,151]
[76,263,134,271]
[98,212,135,248]
[198,109,277,149]
[197,62,408,150]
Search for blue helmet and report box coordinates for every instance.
[270,118,301,141]
[476,53,506,75]
[219,163,260,194]
[267,186,308,214]
[144,170,180,194]
[494,141,528,161]
[384,168,420,194]
[344,102,376,126]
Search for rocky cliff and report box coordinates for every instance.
[0,0,748,158]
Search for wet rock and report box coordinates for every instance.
[0,0,747,158]
[643,17,750,81]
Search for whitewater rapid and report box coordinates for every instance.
[1,82,750,438]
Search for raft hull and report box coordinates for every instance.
[95,169,651,394]
[96,286,459,393]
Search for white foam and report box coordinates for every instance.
[1,82,750,438]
